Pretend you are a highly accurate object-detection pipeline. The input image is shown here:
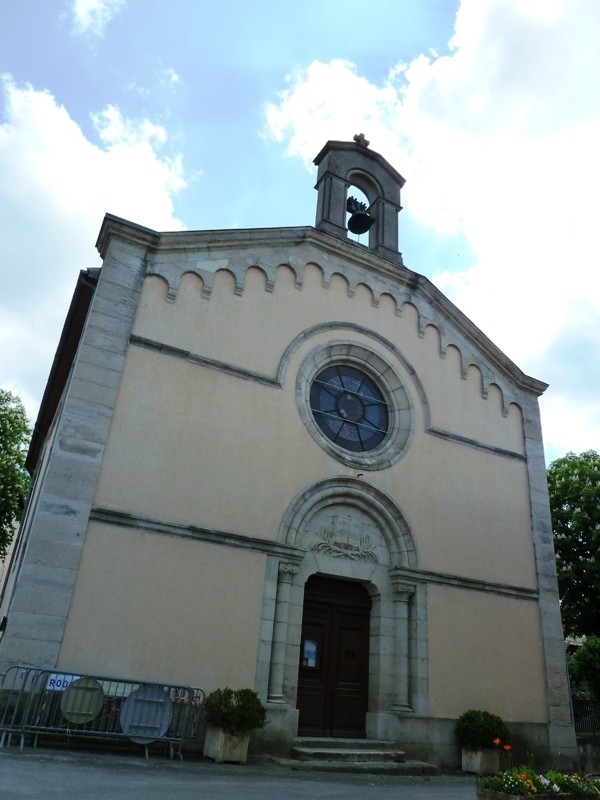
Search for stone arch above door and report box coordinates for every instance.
[278,477,418,570]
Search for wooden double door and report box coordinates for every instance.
[297,575,371,738]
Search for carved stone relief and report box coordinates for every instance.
[298,503,390,567]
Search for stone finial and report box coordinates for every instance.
[353,133,370,148]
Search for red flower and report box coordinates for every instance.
[503,744,512,751]
[493,737,501,746]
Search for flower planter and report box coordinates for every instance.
[477,793,574,799]
[462,748,501,774]
[203,727,250,764]
[477,768,600,798]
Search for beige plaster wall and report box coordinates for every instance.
[94,341,535,586]
[57,521,266,691]
[133,263,525,455]
[427,584,547,722]
[94,257,535,589]
[397,435,536,587]
[97,334,534,587]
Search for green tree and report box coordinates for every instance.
[568,637,600,701]
[547,450,600,638]
[0,389,31,560]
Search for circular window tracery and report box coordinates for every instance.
[296,342,413,470]
[309,365,389,452]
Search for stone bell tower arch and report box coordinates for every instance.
[313,134,405,264]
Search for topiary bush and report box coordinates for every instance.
[204,687,267,736]
[456,708,510,749]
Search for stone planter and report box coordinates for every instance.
[203,727,250,764]
[462,748,501,774]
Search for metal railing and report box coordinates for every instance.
[0,666,204,759]
[574,700,600,736]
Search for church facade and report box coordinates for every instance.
[0,139,576,766]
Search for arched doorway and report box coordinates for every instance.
[259,477,425,745]
[297,575,371,738]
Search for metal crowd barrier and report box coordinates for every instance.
[0,666,204,759]
[574,700,600,737]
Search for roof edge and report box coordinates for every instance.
[26,268,100,473]
[94,217,547,397]
[313,140,406,188]
[96,213,160,259]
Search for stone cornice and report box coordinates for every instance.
[389,565,539,600]
[90,507,540,601]
[89,507,306,563]
[96,213,161,259]
[128,331,528,458]
[314,139,407,187]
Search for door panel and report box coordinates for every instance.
[297,613,330,735]
[332,615,368,736]
[297,576,370,738]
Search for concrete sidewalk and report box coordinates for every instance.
[0,748,477,800]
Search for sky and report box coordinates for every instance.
[0,0,599,465]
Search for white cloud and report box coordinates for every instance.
[264,0,600,459]
[160,68,181,86]
[265,59,402,169]
[71,0,127,37]
[0,76,186,421]
[124,67,181,100]
[540,383,600,463]
[124,81,151,99]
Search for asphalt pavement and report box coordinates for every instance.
[0,748,478,800]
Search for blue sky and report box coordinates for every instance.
[1,0,599,464]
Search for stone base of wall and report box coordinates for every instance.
[252,703,299,756]
[255,708,579,771]
[578,737,600,774]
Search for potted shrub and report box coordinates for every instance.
[456,709,510,775]
[203,687,267,764]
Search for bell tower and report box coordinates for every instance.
[313,134,405,265]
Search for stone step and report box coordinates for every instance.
[288,759,439,775]
[286,737,439,775]
[291,746,405,763]
[293,737,401,751]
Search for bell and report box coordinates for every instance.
[347,210,375,235]
[346,195,376,235]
